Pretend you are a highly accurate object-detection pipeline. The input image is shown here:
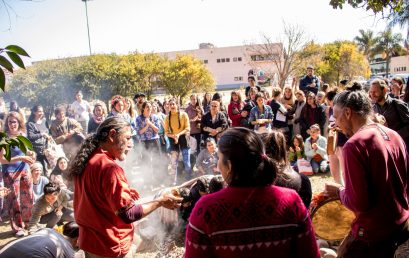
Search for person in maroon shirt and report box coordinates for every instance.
[69,117,182,258]
[325,89,409,258]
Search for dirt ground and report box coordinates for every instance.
[0,172,333,257]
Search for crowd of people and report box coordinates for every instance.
[0,66,407,257]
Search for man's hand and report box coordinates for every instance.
[160,192,183,210]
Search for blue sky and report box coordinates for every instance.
[1,0,405,61]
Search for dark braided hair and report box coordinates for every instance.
[333,88,372,118]
[69,116,130,177]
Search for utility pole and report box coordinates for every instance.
[82,0,92,55]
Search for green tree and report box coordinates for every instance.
[159,55,215,104]
[329,0,405,13]
[374,28,404,77]
[124,53,165,99]
[388,0,409,48]
[295,41,325,76]
[320,41,370,84]
[330,0,408,49]
[0,45,33,159]
[354,29,377,60]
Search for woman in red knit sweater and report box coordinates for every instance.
[185,127,319,258]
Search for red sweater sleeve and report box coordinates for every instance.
[185,198,214,258]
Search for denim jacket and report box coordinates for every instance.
[249,105,273,131]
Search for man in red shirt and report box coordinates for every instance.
[69,117,182,257]
[325,89,409,257]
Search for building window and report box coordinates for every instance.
[250,54,278,61]
[404,67,407,71]
[221,58,225,63]
[217,59,220,63]
[233,57,237,62]
[238,57,242,61]
[204,60,208,64]
[226,58,230,62]
[234,76,243,81]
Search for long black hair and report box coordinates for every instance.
[69,117,130,177]
[28,105,44,123]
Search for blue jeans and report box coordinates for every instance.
[170,148,192,185]
[311,159,329,173]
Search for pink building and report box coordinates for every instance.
[160,43,281,90]
[390,55,409,75]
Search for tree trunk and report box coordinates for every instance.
[386,55,390,79]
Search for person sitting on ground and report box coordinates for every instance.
[288,134,306,172]
[31,162,49,202]
[195,138,219,175]
[28,182,74,235]
[0,222,81,258]
[185,127,319,258]
[262,130,312,208]
[304,124,329,174]
[50,157,72,192]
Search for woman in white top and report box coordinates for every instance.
[71,90,91,134]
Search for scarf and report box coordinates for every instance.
[92,113,105,124]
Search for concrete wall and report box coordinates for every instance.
[159,44,281,90]
[390,55,409,75]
